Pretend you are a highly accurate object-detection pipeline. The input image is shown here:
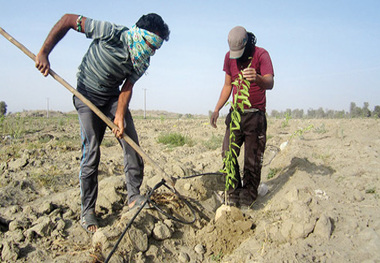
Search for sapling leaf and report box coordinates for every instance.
[237,95,247,100]
[232,120,240,128]
[240,89,249,96]
[231,142,240,148]
[243,100,252,107]
[232,148,238,158]
[222,60,252,191]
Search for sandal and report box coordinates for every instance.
[81,210,98,234]
[128,195,151,210]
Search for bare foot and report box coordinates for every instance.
[87,224,97,233]
[128,200,136,208]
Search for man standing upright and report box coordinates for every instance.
[210,26,274,208]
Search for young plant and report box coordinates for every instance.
[267,167,281,180]
[291,124,314,140]
[281,112,291,128]
[220,62,252,191]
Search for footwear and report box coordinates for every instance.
[81,210,98,234]
[239,189,256,208]
[128,195,151,210]
[226,190,240,207]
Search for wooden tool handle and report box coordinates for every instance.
[0,26,176,189]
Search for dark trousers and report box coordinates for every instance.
[223,110,267,202]
[73,96,144,217]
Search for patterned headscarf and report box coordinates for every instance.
[126,25,163,75]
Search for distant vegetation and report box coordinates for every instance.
[1,101,380,120]
[0,101,7,116]
[0,112,78,140]
[270,102,380,119]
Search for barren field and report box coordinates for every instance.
[1,111,379,262]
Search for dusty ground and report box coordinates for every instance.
[0,111,379,262]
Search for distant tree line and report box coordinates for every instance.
[270,102,380,119]
[0,101,7,116]
[1,99,379,119]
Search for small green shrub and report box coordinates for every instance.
[267,167,281,179]
[210,251,223,262]
[314,123,327,134]
[102,138,117,147]
[204,134,223,150]
[366,188,376,194]
[291,124,314,140]
[31,165,63,188]
[157,132,194,147]
[281,112,291,128]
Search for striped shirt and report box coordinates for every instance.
[76,18,142,105]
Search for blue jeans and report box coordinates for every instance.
[73,95,144,217]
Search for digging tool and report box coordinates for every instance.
[0,27,176,190]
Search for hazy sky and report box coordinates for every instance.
[1,0,379,115]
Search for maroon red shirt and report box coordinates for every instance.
[223,46,274,112]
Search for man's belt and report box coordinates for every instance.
[243,108,260,113]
